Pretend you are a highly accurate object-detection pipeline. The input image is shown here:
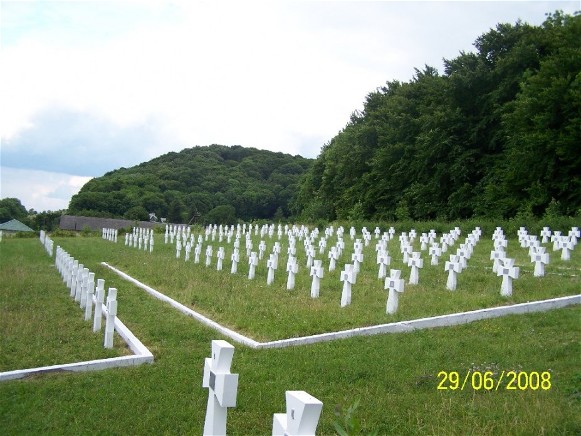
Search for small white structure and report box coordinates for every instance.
[407,252,423,285]
[248,252,258,280]
[216,247,225,271]
[230,249,240,274]
[498,258,519,297]
[445,255,462,291]
[531,251,549,277]
[104,288,117,349]
[205,245,213,267]
[84,272,95,321]
[385,269,405,314]
[310,260,324,298]
[376,251,390,280]
[202,340,239,436]
[286,256,298,290]
[429,245,441,266]
[272,391,323,436]
[490,250,505,274]
[267,253,277,285]
[328,247,338,272]
[340,264,356,307]
[93,279,105,332]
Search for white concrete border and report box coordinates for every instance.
[102,262,581,350]
[0,301,154,382]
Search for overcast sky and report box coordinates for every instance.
[1,1,579,213]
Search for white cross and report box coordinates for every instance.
[286,256,298,290]
[248,252,258,280]
[340,264,356,307]
[230,249,240,274]
[497,258,519,297]
[429,245,441,265]
[559,238,574,261]
[272,391,323,436]
[216,247,225,271]
[407,253,423,285]
[328,247,338,272]
[205,245,213,267]
[490,250,505,274]
[202,340,239,436]
[351,251,363,273]
[310,260,324,298]
[385,269,404,314]
[267,253,277,285]
[445,255,462,291]
[531,252,549,277]
[376,251,391,279]
[103,288,117,349]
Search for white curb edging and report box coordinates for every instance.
[0,301,154,382]
[102,262,260,348]
[102,262,581,349]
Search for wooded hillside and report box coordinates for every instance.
[68,145,312,223]
[292,11,580,222]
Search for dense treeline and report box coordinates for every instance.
[292,12,581,222]
[68,144,312,223]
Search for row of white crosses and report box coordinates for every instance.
[39,230,54,257]
[161,222,578,312]
[202,340,323,436]
[54,245,118,348]
[102,228,118,243]
[125,227,155,253]
[162,223,484,311]
[490,228,521,297]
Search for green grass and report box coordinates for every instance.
[1,231,580,435]
[0,239,127,372]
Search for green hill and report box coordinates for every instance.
[68,144,312,223]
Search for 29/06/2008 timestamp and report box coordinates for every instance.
[437,370,551,391]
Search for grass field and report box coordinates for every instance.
[1,228,580,435]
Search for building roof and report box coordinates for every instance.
[0,219,34,232]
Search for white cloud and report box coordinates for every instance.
[0,166,92,212]
[1,0,578,193]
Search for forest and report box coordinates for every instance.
[66,11,580,225]
[68,145,312,223]
[292,11,580,222]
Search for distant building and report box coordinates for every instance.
[59,215,161,232]
[0,219,34,233]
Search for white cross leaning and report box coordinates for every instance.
[385,269,405,314]
[498,258,519,297]
[272,391,323,436]
[202,340,239,436]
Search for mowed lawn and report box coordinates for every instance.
[0,235,580,435]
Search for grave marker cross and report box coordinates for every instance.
[272,391,323,436]
[202,340,239,436]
